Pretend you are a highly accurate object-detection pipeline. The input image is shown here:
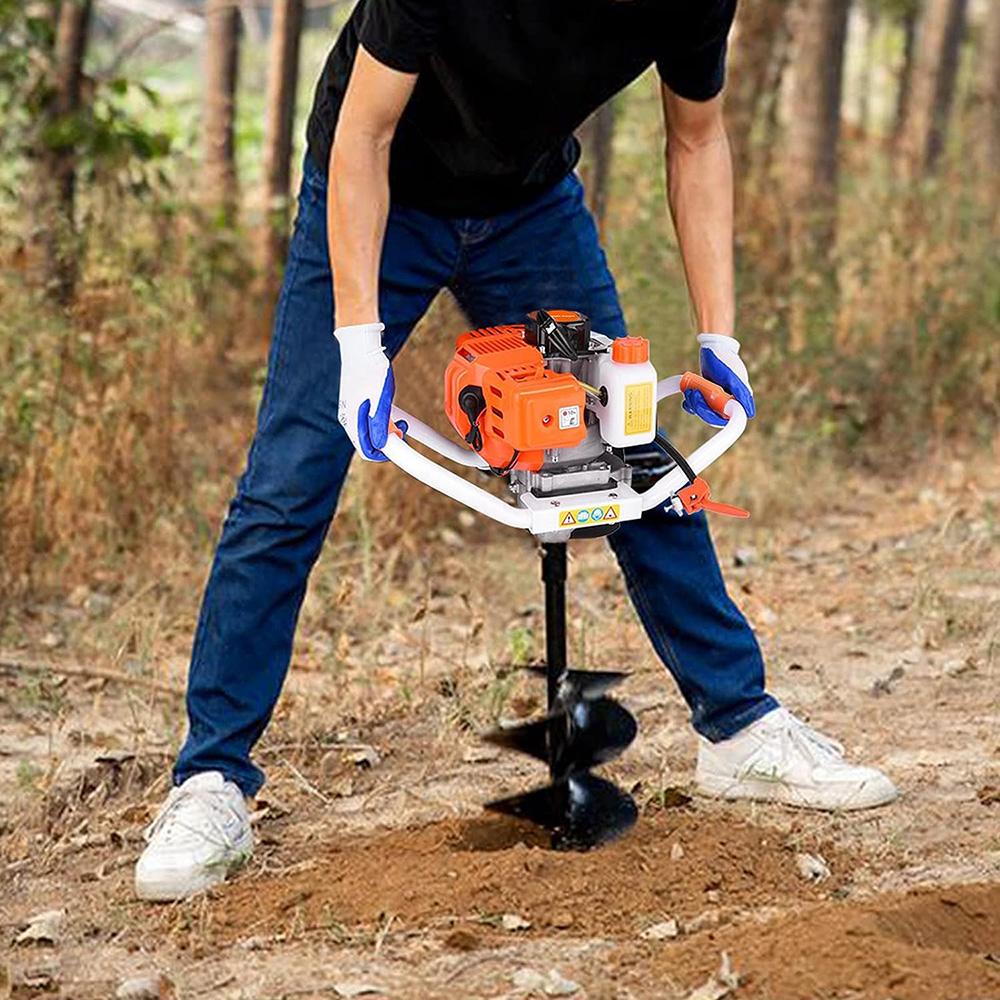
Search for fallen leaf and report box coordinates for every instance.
[977,786,1000,806]
[16,910,65,946]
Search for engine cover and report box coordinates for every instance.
[444,325,587,471]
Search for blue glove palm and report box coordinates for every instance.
[682,334,755,428]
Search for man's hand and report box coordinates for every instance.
[334,322,397,461]
[683,334,755,427]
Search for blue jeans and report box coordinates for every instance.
[174,160,777,796]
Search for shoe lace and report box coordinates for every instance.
[145,784,239,848]
[739,712,845,779]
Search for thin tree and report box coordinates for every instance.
[201,0,241,218]
[784,0,852,351]
[971,0,1000,182]
[726,0,790,178]
[578,99,616,241]
[43,0,94,304]
[897,0,969,176]
[892,1,921,142]
[261,0,305,279]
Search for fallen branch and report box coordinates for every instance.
[0,653,185,698]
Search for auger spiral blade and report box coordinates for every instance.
[486,773,638,851]
[524,666,630,701]
[482,542,640,851]
[483,695,637,781]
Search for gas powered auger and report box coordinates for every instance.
[382,310,750,850]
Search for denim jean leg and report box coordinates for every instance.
[451,172,775,741]
[174,161,456,795]
[610,509,778,740]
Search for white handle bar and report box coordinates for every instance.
[381,374,747,532]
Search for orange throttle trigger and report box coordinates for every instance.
[680,372,734,421]
[677,477,749,519]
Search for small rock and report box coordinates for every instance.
[544,969,580,996]
[40,631,63,650]
[16,910,64,946]
[439,527,463,547]
[757,606,778,626]
[786,546,813,564]
[706,889,721,904]
[733,546,757,567]
[502,913,532,932]
[333,984,385,999]
[462,746,500,764]
[457,511,476,529]
[670,842,685,861]
[640,919,679,940]
[512,968,547,992]
[239,936,269,951]
[115,973,174,999]
[795,852,831,881]
[551,911,574,929]
[348,746,381,769]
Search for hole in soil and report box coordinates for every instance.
[445,815,551,853]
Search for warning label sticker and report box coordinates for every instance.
[624,382,654,436]
[559,504,620,528]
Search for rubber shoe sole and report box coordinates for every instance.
[694,770,898,812]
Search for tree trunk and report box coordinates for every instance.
[897,0,969,176]
[260,0,305,279]
[201,0,241,218]
[856,0,880,137]
[971,0,1000,180]
[726,0,791,178]
[578,99,616,240]
[893,4,919,142]
[42,0,94,304]
[784,0,852,351]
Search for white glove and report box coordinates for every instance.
[682,333,756,427]
[334,322,398,462]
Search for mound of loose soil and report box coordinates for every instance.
[206,809,844,945]
[647,882,1000,1000]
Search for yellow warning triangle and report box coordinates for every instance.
[605,505,618,521]
[560,511,576,526]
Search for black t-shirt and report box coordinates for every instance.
[306,0,737,218]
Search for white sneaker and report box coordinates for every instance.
[135,771,253,901]
[694,707,898,811]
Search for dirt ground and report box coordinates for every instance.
[2,458,999,999]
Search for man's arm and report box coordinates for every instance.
[329,45,417,327]
[661,86,734,339]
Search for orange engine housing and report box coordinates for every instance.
[444,325,587,472]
